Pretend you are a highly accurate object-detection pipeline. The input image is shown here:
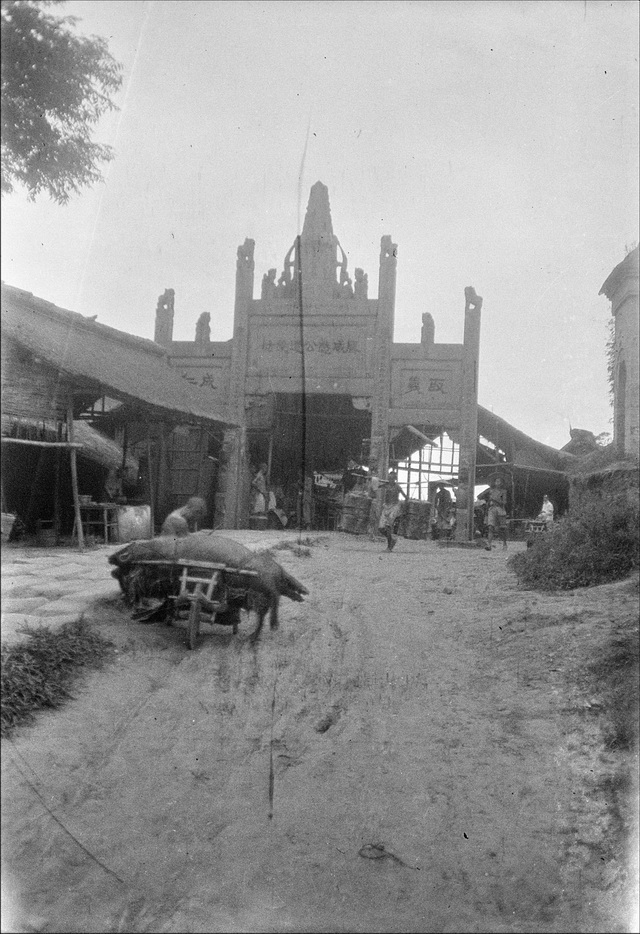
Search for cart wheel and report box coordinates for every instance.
[187,600,200,650]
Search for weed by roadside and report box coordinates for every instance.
[1,617,113,738]
[265,536,322,558]
[588,610,639,752]
[583,607,639,923]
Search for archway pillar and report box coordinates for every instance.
[216,425,248,529]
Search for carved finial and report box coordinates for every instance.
[154,288,175,345]
[380,236,397,264]
[156,288,174,314]
[275,243,297,297]
[335,242,353,297]
[354,268,368,300]
[195,312,210,344]
[421,312,434,347]
[464,286,482,312]
[262,268,277,300]
[237,238,255,266]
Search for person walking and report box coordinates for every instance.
[378,470,406,551]
[480,475,508,551]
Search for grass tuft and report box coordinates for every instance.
[264,537,319,558]
[271,537,318,550]
[1,617,113,738]
[589,613,639,752]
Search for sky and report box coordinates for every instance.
[2,0,638,451]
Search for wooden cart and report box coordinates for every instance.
[136,558,259,650]
[525,519,549,548]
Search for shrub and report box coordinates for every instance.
[1,617,113,738]
[509,493,639,590]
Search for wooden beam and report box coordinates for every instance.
[54,441,62,545]
[406,425,437,447]
[267,433,273,486]
[147,427,155,536]
[157,422,168,518]
[1,437,83,448]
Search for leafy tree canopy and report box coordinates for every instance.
[1,0,122,202]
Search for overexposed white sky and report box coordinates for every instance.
[2,0,638,449]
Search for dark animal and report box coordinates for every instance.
[240,550,308,639]
[108,532,308,642]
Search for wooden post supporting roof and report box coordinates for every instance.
[54,439,62,545]
[147,427,155,536]
[67,401,85,551]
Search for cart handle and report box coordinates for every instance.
[133,558,259,578]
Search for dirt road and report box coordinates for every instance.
[2,534,637,933]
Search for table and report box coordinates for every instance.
[72,503,119,544]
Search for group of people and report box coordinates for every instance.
[159,471,555,553]
[253,462,406,549]
[477,476,555,551]
[374,471,556,555]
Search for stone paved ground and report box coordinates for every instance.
[1,531,304,645]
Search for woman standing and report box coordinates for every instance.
[251,463,268,515]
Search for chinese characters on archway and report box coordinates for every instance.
[259,337,359,355]
[180,371,218,389]
[404,375,447,396]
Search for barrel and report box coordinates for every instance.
[117,505,152,542]
[402,500,432,540]
[339,493,372,535]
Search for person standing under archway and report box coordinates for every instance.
[480,475,508,551]
[251,463,268,516]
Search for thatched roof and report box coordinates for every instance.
[0,414,138,475]
[1,283,238,428]
[74,421,138,474]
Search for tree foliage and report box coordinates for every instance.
[1,0,122,202]
[606,316,615,407]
